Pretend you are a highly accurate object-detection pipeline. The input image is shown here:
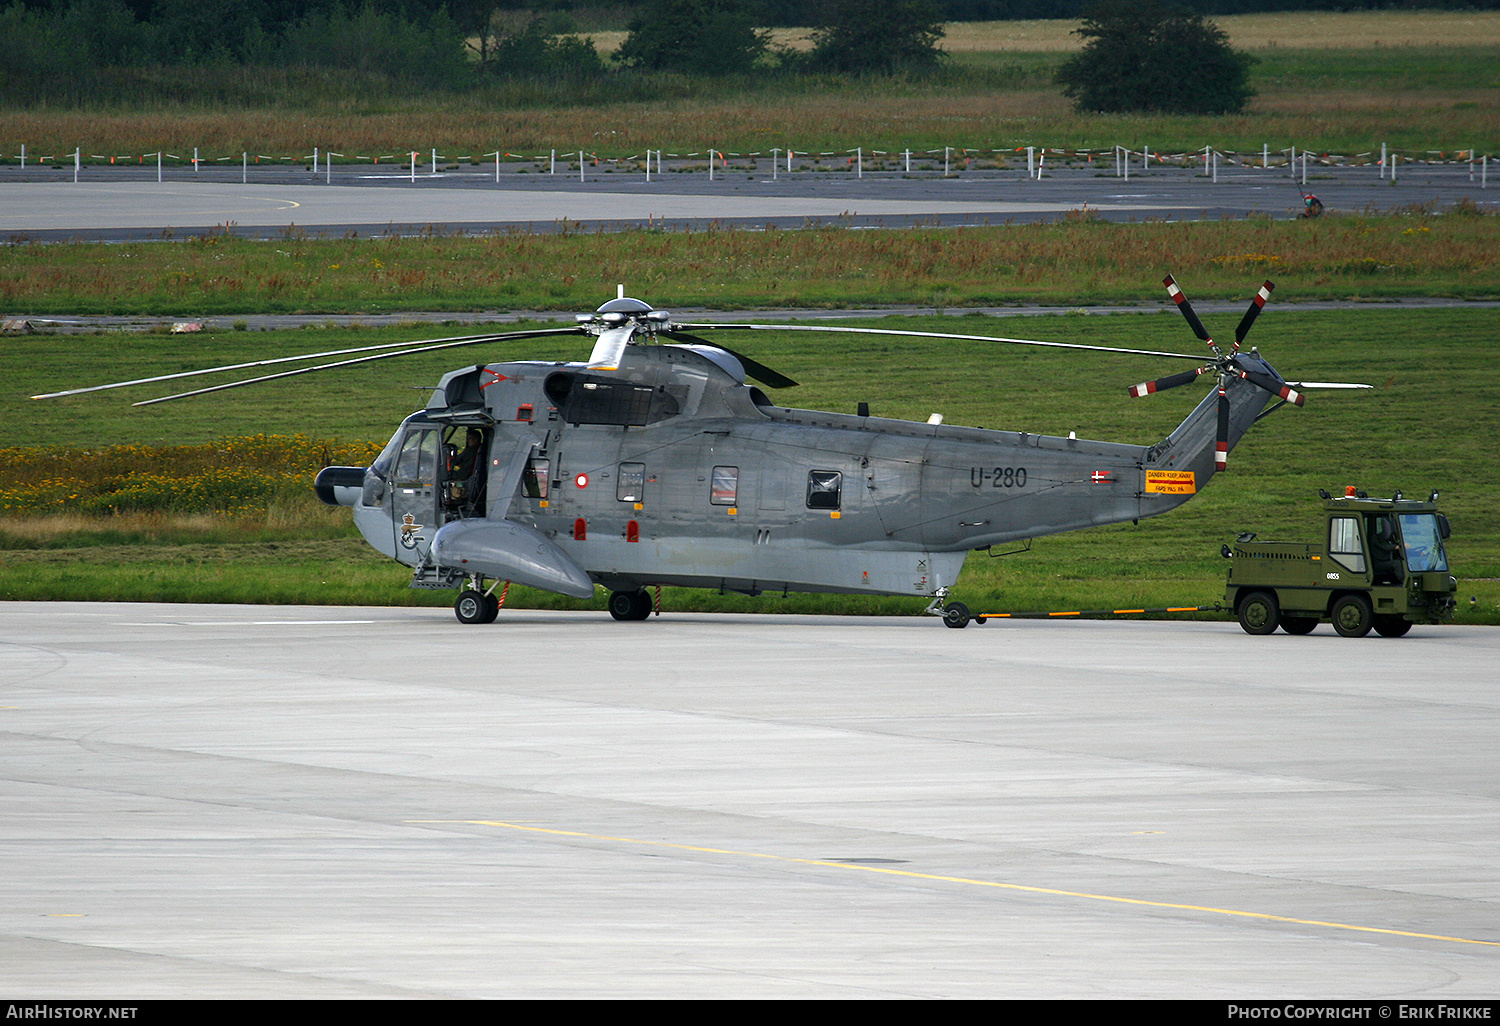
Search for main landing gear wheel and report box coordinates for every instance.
[1236,590,1280,636]
[1331,594,1374,638]
[455,589,499,625]
[608,588,653,621]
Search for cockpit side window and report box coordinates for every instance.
[395,429,439,487]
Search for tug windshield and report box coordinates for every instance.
[1398,514,1448,573]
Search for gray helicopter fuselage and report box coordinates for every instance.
[345,341,1273,600]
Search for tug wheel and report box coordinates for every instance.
[1373,615,1412,638]
[1331,594,1374,638]
[1237,591,1280,636]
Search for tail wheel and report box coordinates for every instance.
[1374,615,1412,638]
[942,602,971,629]
[1280,616,1318,635]
[1331,594,1374,638]
[1237,590,1280,635]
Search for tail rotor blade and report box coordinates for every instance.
[1164,274,1220,356]
[1236,367,1305,407]
[1233,280,1275,352]
[1215,384,1230,471]
[1127,366,1208,398]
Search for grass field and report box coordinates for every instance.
[2,14,1497,160]
[4,214,1496,317]
[3,303,1497,624]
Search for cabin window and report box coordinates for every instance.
[806,470,842,510]
[522,457,550,500]
[618,463,645,502]
[711,466,739,506]
[1328,515,1366,574]
[543,372,681,426]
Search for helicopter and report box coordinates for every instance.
[37,276,1368,627]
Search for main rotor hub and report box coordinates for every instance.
[577,296,672,336]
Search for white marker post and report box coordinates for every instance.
[771,148,778,181]
[242,151,247,184]
[74,147,80,183]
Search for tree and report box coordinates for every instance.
[1054,1,1254,115]
[615,0,771,76]
[807,0,945,75]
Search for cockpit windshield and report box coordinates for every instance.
[1398,514,1448,573]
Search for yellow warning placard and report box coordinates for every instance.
[1145,470,1197,495]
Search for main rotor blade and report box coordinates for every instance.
[1288,381,1374,390]
[674,322,1203,363]
[1233,280,1275,351]
[1127,366,1208,398]
[662,331,799,388]
[32,327,580,401]
[132,327,588,406]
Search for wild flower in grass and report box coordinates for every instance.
[0,435,383,521]
[1212,253,1285,267]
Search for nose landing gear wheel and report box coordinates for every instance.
[455,589,500,624]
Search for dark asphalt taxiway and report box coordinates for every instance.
[2,158,1492,241]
